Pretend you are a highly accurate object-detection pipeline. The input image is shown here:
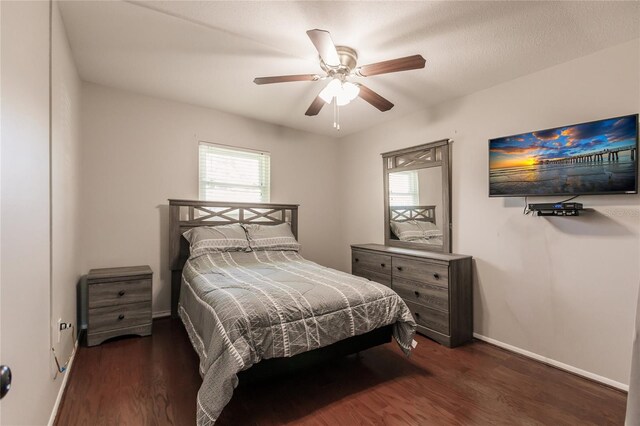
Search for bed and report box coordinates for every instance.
[168,199,416,425]
[389,205,444,245]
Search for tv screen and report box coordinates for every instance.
[489,114,639,197]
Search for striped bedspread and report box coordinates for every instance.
[179,250,416,425]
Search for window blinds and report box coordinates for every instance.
[199,142,270,203]
[389,170,419,206]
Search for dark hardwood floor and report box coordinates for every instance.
[55,318,627,425]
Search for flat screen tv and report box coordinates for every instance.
[489,114,639,197]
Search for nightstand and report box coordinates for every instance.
[86,265,153,346]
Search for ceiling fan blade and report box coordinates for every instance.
[305,95,325,116]
[253,74,320,85]
[306,29,340,67]
[358,84,394,112]
[356,55,426,77]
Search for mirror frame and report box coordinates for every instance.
[382,139,452,253]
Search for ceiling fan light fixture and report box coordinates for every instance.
[341,81,360,102]
[319,79,360,105]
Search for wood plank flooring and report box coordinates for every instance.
[55,318,627,425]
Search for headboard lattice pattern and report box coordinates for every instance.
[390,205,436,224]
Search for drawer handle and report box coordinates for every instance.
[354,258,359,262]
[118,290,126,297]
[396,266,403,271]
[433,273,440,280]
[118,314,125,320]
[380,263,386,268]
[414,291,420,297]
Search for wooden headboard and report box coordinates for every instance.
[390,205,436,224]
[168,199,299,318]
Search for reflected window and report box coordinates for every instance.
[389,171,419,206]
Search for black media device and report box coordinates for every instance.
[527,202,584,216]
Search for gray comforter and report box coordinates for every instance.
[179,250,416,425]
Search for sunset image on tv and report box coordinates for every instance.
[489,114,638,196]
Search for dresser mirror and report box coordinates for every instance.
[382,139,451,253]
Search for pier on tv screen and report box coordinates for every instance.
[489,114,638,197]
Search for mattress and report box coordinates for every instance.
[178,250,416,425]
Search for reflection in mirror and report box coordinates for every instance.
[388,167,443,248]
[383,139,451,253]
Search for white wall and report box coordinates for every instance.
[51,0,83,376]
[0,2,83,423]
[337,39,640,386]
[0,1,57,424]
[79,83,341,315]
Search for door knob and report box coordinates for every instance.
[0,365,11,399]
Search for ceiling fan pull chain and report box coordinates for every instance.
[337,103,340,131]
[333,97,337,129]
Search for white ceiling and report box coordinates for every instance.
[58,1,639,138]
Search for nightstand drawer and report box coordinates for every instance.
[392,258,448,288]
[405,300,450,335]
[394,277,449,312]
[352,250,392,276]
[353,267,392,287]
[88,279,151,309]
[88,302,151,334]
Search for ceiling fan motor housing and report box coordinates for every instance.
[320,46,358,74]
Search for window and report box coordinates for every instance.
[199,142,270,202]
[388,171,419,206]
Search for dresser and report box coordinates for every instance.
[351,244,472,348]
[86,265,153,347]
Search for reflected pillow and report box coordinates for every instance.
[390,220,442,241]
[417,221,442,238]
[183,224,250,256]
[243,223,301,251]
[390,220,424,241]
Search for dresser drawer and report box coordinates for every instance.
[405,300,450,335]
[353,267,392,287]
[352,250,392,276]
[392,257,448,288]
[88,302,151,334]
[394,277,449,312]
[88,279,151,309]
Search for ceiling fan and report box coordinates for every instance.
[253,29,426,129]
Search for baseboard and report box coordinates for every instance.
[473,333,629,392]
[47,337,80,426]
[152,310,171,319]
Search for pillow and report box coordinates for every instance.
[417,221,443,239]
[390,220,424,241]
[242,223,300,251]
[417,221,438,232]
[182,224,250,256]
[390,220,442,241]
